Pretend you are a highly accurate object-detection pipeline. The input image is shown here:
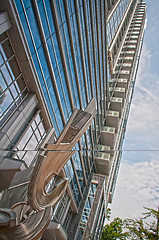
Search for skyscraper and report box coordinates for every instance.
[0,0,146,239]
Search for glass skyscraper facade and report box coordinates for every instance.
[0,0,146,239]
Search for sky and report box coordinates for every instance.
[110,0,159,221]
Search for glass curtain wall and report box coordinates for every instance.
[0,32,27,126]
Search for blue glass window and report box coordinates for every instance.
[64,159,81,207]
[73,144,85,193]
[15,0,66,136]
[79,183,97,230]
[0,38,27,124]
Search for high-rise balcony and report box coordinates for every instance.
[124,40,138,45]
[95,151,110,176]
[117,79,128,88]
[132,20,142,25]
[101,126,116,148]
[121,50,135,58]
[97,144,111,154]
[126,35,139,41]
[122,45,136,52]
[110,97,123,117]
[137,8,145,12]
[134,12,144,17]
[106,110,119,131]
[119,56,133,63]
[132,27,141,32]
[119,70,130,79]
[127,31,139,37]
[133,20,143,25]
[132,17,143,21]
[114,87,126,99]
[117,62,132,70]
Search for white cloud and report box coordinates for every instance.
[110,159,159,221]
[135,44,152,87]
[127,90,159,133]
[124,42,159,137]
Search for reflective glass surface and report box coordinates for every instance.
[14,113,46,166]
[53,192,70,223]
[15,0,66,136]
[64,159,81,207]
[107,0,130,47]
[0,36,27,125]
[79,183,97,230]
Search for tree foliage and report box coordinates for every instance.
[101,217,129,240]
[101,207,159,240]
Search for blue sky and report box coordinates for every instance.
[110,0,159,220]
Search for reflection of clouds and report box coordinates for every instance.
[110,159,159,220]
[1,65,12,85]
[38,122,45,136]
[17,127,32,150]
[0,89,13,117]
[15,114,45,166]
[26,134,38,149]
[23,150,37,166]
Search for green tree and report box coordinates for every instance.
[101,217,130,240]
[101,207,159,240]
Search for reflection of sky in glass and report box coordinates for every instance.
[80,183,97,229]
[38,122,45,135]
[1,65,12,85]
[107,0,130,47]
[6,62,15,79]
[64,159,81,206]
[18,127,32,150]
[0,72,6,89]
[53,192,70,223]
[0,38,26,122]
[0,89,12,116]
[0,53,3,65]
[35,129,41,141]
[23,150,37,166]
[15,0,76,135]
[26,134,38,149]
[10,84,18,98]
[14,113,46,166]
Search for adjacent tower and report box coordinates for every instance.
[0,0,146,239]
